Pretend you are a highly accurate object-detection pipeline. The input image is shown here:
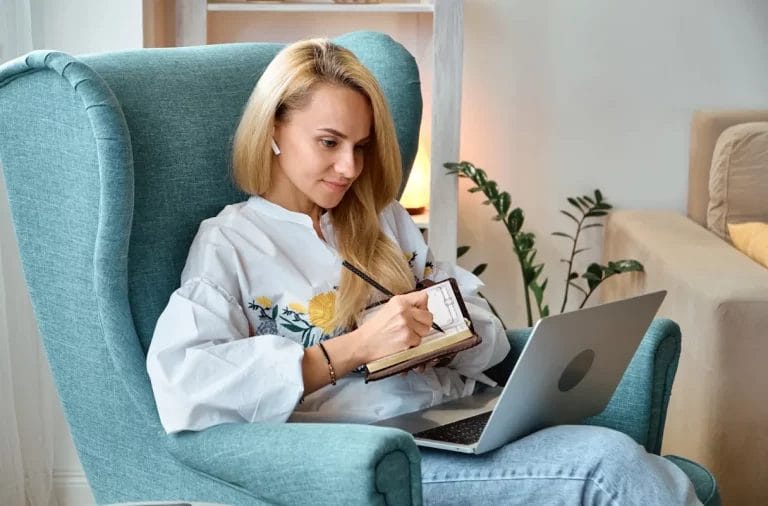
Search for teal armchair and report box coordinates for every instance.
[0,32,717,505]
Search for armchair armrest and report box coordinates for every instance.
[166,422,422,506]
[484,318,681,454]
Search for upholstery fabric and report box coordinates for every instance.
[728,221,768,268]
[0,33,714,505]
[706,122,768,240]
[664,456,721,506]
[604,209,767,505]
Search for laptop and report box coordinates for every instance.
[372,290,666,454]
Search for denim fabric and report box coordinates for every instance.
[420,425,701,506]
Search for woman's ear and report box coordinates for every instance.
[271,138,281,156]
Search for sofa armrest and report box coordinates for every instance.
[602,210,768,502]
[485,319,680,454]
[165,422,422,506]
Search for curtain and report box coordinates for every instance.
[0,1,60,505]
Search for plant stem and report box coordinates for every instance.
[560,214,585,313]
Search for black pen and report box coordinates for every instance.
[342,260,445,334]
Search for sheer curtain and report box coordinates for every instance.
[0,1,60,505]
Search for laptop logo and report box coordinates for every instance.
[558,349,595,392]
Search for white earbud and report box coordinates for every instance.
[271,138,281,156]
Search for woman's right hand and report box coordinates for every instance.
[356,290,434,364]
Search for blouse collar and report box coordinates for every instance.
[247,195,332,230]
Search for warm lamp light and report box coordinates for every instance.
[399,144,430,215]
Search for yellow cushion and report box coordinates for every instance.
[728,222,768,268]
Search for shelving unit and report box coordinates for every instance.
[174,0,462,263]
[207,2,434,13]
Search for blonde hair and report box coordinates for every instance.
[232,38,416,331]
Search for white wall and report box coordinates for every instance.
[29,0,142,54]
[3,0,768,504]
[458,0,768,327]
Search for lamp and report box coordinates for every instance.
[399,142,430,215]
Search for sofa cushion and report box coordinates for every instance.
[706,122,768,241]
[728,222,768,268]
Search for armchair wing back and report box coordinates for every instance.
[0,32,422,505]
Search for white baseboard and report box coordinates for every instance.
[54,470,95,506]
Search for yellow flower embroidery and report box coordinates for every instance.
[308,291,336,335]
[288,302,307,314]
[255,296,272,309]
[423,265,433,277]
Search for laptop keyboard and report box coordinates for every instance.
[413,411,492,445]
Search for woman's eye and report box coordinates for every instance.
[321,138,337,148]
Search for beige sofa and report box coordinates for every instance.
[601,110,768,506]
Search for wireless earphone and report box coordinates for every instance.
[271,138,281,156]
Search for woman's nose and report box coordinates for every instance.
[334,147,357,177]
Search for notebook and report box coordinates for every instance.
[356,278,481,382]
[372,291,667,454]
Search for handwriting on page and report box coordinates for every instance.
[423,282,469,338]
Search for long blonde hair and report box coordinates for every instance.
[232,38,416,330]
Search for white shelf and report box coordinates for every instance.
[208,2,434,13]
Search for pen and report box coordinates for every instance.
[342,260,445,334]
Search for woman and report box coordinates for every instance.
[147,38,699,504]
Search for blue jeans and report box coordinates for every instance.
[420,425,701,505]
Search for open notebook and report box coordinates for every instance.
[356,278,481,382]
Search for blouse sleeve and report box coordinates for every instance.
[147,257,305,434]
[383,202,511,379]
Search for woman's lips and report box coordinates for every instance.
[322,180,349,192]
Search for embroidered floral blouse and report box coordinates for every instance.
[147,196,510,433]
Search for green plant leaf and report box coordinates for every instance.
[567,197,582,211]
[552,231,575,240]
[457,245,470,258]
[582,223,603,230]
[577,197,589,209]
[523,266,537,284]
[507,208,524,234]
[472,263,488,277]
[606,259,644,274]
[595,189,604,202]
[583,196,595,205]
[585,210,609,217]
[540,305,550,318]
[573,247,589,256]
[518,232,534,250]
[499,192,511,214]
[468,186,483,193]
[475,169,487,185]
[560,210,580,224]
[568,272,579,280]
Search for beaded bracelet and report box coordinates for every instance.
[317,341,337,386]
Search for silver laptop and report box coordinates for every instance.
[372,291,666,454]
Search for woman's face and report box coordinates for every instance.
[270,83,372,213]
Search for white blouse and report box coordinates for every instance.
[147,196,510,433]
